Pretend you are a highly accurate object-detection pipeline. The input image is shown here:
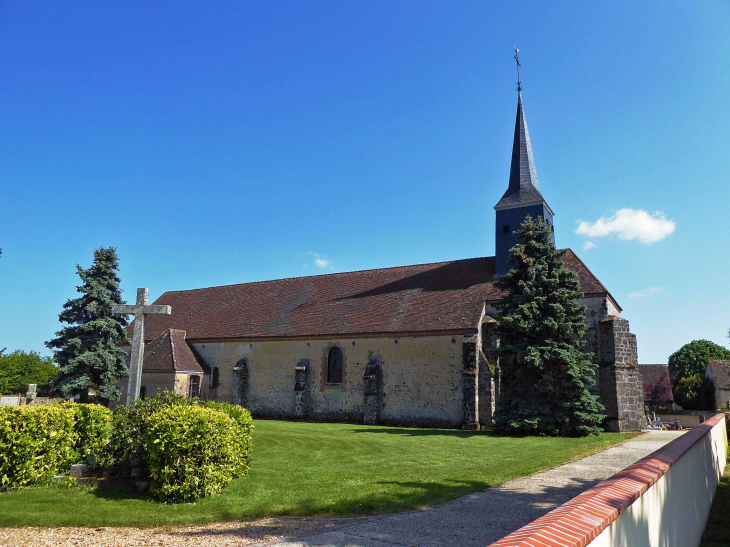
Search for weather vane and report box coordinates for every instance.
[514,46,522,92]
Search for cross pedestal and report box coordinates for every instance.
[112,288,171,407]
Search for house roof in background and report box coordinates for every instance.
[127,250,613,342]
[707,360,730,390]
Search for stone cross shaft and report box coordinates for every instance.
[112,288,171,407]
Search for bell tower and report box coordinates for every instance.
[494,50,554,276]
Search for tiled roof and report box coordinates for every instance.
[139,329,205,373]
[495,92,551,211]
[707,360,730,390]
[130,250,612,342]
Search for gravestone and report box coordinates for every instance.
[25,384,37,405]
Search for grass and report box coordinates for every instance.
[0,420,636,528]
[700,448,730,547]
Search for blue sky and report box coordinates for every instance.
[1,1,728,363]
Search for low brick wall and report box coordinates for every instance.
[489,414,728,547]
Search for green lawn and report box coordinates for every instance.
[700,448,730,547]
[0,420,635,527]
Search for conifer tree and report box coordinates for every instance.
[493,216,604,437]
[46,247,130,403]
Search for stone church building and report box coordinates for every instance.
[121,92,645,432]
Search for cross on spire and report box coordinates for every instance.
[514,46,522,92]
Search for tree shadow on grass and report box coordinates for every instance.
[90,483,152,502]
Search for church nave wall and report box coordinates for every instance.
[189,334,464,428]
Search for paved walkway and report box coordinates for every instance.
[264,431,684,547]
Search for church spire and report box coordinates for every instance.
[493,49,554,276]
[494,91,547,211]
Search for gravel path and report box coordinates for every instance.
[0,517,353,547]
[0,431,683,547]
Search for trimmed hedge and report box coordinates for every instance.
[0,392,254,501]
[0,405,77,489]
[105,390,190,466]
[61,402,113,462]
[145,405,246,502]
[200,401,253,478]
[0,403,114,490]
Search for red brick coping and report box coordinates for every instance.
[489,414,726,547]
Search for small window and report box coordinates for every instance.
[140,386,147,400]
[327,347,343,384]
[188,375,201,398]
[211,367,220,389]
[502,225,510,234]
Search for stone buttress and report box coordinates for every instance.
[597,317,645,432]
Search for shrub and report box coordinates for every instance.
[0,405,77,489]
[673,375,715,410]
[145,405,244,502]
[200,401,253,477]
[105,390,192,466]
[60,403,113,463]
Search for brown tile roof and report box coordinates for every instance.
[707,360,730,390]
[140,329,205,373]
[131,249,614,342]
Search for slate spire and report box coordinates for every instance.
[493,87,555,277]
[494,92,549,211]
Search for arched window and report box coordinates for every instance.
[211,367,220,389]
[327,347,343,384]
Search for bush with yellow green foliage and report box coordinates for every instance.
[145,405,249,502]
[0,405,78,489]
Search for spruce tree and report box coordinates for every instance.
[493,216,604,437]
[46,247,130,403]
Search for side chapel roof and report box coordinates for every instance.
[129,250,617,343]
[137,328,206,373]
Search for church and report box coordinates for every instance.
[120,91,646,432]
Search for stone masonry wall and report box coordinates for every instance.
[190,334,464,428]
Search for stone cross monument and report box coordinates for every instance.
[112,288,171,407]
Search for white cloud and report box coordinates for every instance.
[575,208,676,244]
[627,287,663,298]
[308,252,332,269]
[583,241,597,251]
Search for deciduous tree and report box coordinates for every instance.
[0,349,57,395]
[668,339,730,381]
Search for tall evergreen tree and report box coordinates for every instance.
[46,247,130,403]
[493,216,604,437]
